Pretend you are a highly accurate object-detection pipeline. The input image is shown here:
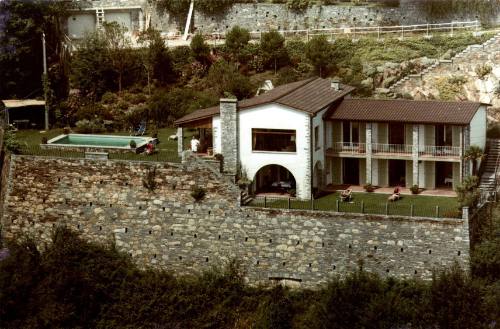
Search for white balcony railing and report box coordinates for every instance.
[372,143,413,155]
[329,142,366,154]
[420,145,461,157]
[328,142,461,158]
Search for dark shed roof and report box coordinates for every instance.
[175,77,354,125]
[327,99,484,125]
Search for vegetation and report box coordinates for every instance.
[0,226,498,328]
[464,145,485,176]
[191,186,207,201]
[475,64,493,80]
[435,75,468,101]
[455,175,480,210]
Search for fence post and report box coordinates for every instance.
[361,201,364,214]
[336,199,340,212]
[410,204,414,217]
[450,22,453,36]
[401,25,404,39]
[311,196,314,210]
[264,196,267,208]
[426,23,430,38]
[385,202,389,215]
[377,26,380,40]
[306,29,309,42]
[435,205,439,218]
[288,197,291,210]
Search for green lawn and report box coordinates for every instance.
[250,192,460,218]
[12,128,192,162]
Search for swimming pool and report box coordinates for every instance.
[43,134,153,153]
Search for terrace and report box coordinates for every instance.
[13,128,183,162]
[248,191,460,218]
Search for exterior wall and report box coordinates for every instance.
[105,11,132,30]
[405,160,413,187]
[212,116,221,154]
[67,13,96,38]
[378,159,388,187]
[238,104,311,199]
[469,106,487,150]
[418,161,426,187]
[1,156,471,288]
[331,157,342,185]
[312,107,328,189]
[425,161,436,189]
[359,158,367,185]
[453,162,461,188]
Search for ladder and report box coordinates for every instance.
[96,8,105,29]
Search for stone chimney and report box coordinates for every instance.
[220,98,238,175]
[331,79,341,91]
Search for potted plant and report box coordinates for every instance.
[129,140,137,149]
[410,184,420,194]
[363,183,375,192]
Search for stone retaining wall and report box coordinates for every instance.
[0,155,470,288]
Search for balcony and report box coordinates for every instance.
[327,142,461,159]
[326,142,366,156]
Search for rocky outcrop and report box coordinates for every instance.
[391,33,500,106]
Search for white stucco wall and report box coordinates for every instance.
[67,14,96,39]
[105,12,132,30]
[212,116,221,154]
[238,104,310,199]
[312,107,328,188]
[469,105,487,150]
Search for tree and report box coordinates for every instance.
[0,0,71,99]
[455,175,480,209]
[139,28,174,92]
[306,35,333,77]
[225,26,250,65]
[70,33,116,99]
[464,145,485,176]
[102,22,134,93]
[206,60,255,99]
[260,30,288,74]
[190,33,210,64]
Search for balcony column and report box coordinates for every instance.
[177,127,184,156]
[459,126,463,181]
[412,125,419,186]
[366,123,373,184]
[463,126,471,176]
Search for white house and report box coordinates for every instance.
[175,77,488,199]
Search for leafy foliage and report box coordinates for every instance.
[0,227,499,328]
[455,175,480,209]
[260,30,289,73]
[206,60,256,99]
[190,186,206,201]
[225,26,251,63]
[475,64,493,80]
[305,35,333,77]
[190,33,211,64]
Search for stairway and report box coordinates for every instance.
[479,139,500,192]
[240,190,253,206]
[390,32,500,96]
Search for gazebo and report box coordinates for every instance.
[1,99,46,129]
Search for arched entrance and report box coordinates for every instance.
[254,164,296,196]
[314,161,323,190]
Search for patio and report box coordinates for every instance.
[323,184,456,197]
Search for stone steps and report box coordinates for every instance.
[389,32,500,93]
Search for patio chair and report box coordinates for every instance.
[340,189,352,202]
[133,121,146,136]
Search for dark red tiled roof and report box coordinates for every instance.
[175,77,354,125]
[327,99,484,125]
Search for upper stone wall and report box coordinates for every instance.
[1,155,470,288]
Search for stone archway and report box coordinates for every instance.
[253,164,297,196]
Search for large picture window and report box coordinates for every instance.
[252,128,296,152]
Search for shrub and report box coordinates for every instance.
[41,136,48,144]
[129,140,137,148]
[74,119,105,134]
[101,92,118,104]
[3,129,23,154]
[475,64,492,80]
[287,0,310,12]
[191,186,206,201]
[63,127,71,135]
[487,124,500,139]
[410,184,419,194]
[363,183,375,192]
[435,76,467,101]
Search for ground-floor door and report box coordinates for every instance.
[342,158,359,185]
[388,160,406,186]
[435,162,453,188]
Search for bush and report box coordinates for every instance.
[363,183,375,192]
[191,186,206,201]
[475,64,492,80]
[487,124,500,139]
[3,129,23,154]
[101,92,118,104]
[41,136,48,144]
[410,184,419,194]
[74,119,105,134]
[129,140,137,148]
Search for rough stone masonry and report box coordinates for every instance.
[0,155,469,288]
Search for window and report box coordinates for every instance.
[436,125,453,146]
[314,126,320,150]
[252,128,296,152]
[342,121,359,144]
